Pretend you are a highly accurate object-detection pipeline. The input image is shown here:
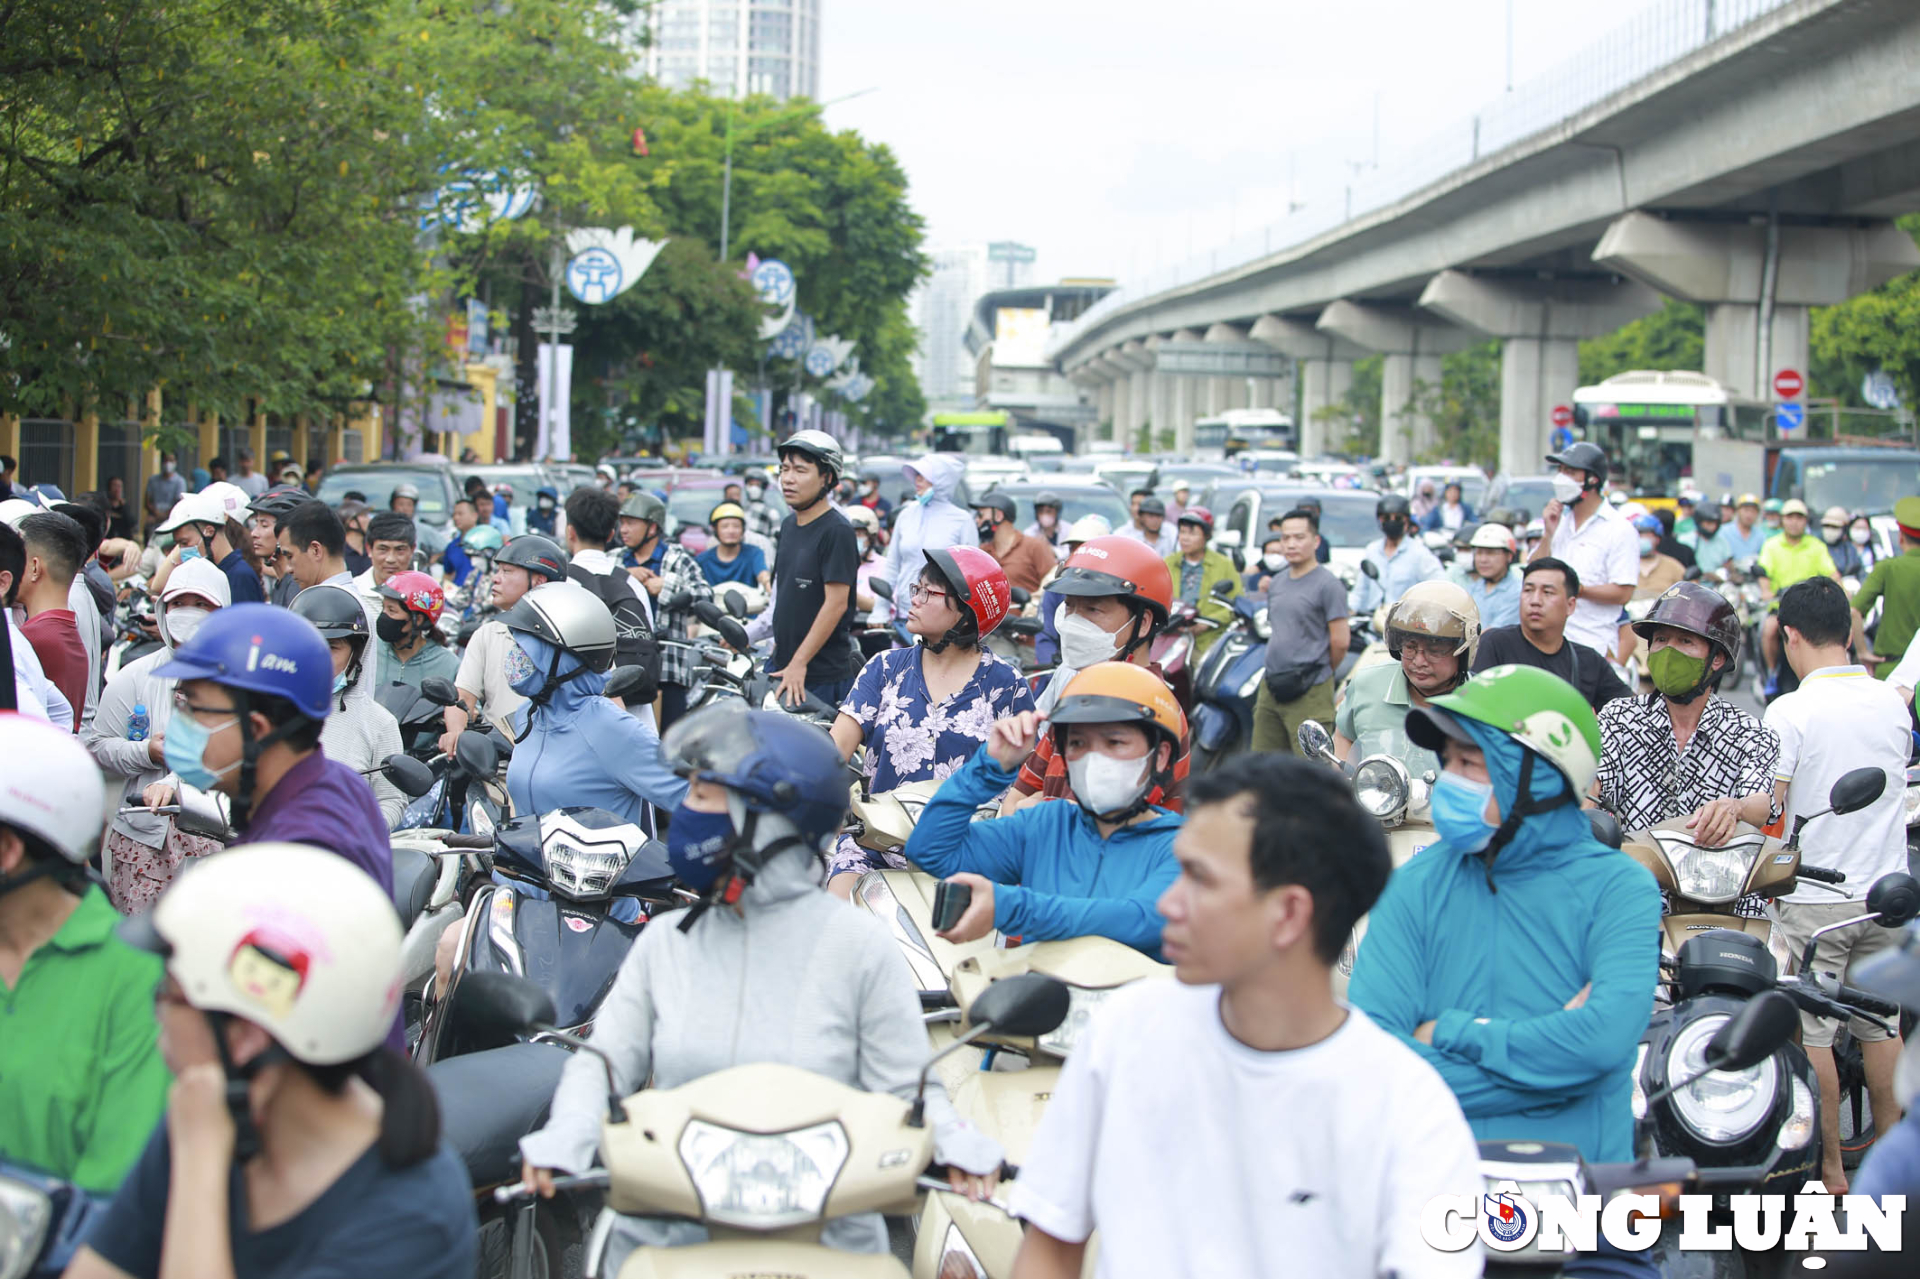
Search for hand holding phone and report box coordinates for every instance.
[932,878,973,933]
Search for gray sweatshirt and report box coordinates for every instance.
[518,846,995,1255]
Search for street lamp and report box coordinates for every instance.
[717,86,876,263]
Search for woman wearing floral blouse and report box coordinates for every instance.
[826,546,1034,897]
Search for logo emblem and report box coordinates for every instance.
[563,916,594,934]
[1483,1190,1529,1245]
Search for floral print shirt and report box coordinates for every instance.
[842,646,1035,792]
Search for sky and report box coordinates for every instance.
[817,0,1667,286]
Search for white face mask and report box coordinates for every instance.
[1067,750,1153,819]
[1851,526,1872,546]
[1822,526,1844,545]
[1262,552,1286,571]
[1640,535,1658,557]
[1055,604,1126,668]
[1551,473,1585,504]
[165,606,210,647]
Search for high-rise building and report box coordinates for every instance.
[638,1,821,101]
[912,245,989,412]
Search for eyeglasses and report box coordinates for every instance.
[909,582,953,604]
[1395,635,1459,659]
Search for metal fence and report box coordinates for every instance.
[17,420,73,494]
[265,421,295,466]
[1048,0,1802,358]
[96,420,143,496]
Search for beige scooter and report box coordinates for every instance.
[481,969,1070,1279]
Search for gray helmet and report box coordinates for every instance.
[619,492,667,525]
[1545,441,1609,487]
[778,429,844,483]
[390,482,421,502]
[496,533,567,584]
[502,581,618,673]
[971,492,1017,522]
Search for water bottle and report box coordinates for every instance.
[127,703,149,743]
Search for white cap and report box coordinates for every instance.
[0,498,37,530]
[156,490,229,534]
[0,711,106,863]
[198,481,251,522]
[1065,514,1112,543]
[161,556,233,608]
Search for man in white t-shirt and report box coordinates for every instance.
[1528,443,1637,660]
[1009,753,1481,1279]
[1766,576,1912,1193]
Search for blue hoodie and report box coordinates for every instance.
[1347,717,1661,1162]
[882,454,976,623]
[904,744,1181,959]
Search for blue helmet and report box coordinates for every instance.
[661,702,849,852]
[463,524,505,554]
[154,603,334,721]
[1632,513,1662,535]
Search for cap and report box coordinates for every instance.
[1895,496,1920,537]
[1780,499,1809,517]
[1736,492,1762,508]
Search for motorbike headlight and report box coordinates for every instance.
[1353,756,1410,824]
[940,1222,987,1279]
[0,1174,52,1279]
[487,889,523,977]
[1666,1014,1779,1143]
[543,838,632,899]
[1666,844,1756,905]
[853,873,946,992]
[1036,984,1121,1058]
[1777,1074,1816,1150]
[677,1119,850,1230]
[1238,664,1267,698]
[467,802,495,838]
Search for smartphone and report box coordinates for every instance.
[932,879,973,932]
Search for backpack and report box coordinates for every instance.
[566,565,662,704]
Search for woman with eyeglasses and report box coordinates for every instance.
[823,548,1034,897]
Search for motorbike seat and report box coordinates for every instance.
[428,1041,572,1188]
[391,845,439,929]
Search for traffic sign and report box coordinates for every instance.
[1550,404,1574,429]
[1773,368,1804,400]
[1775,402,1805,432]
[1863,369,1902,411]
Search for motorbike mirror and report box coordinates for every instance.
[690,598,726,627]
[1702,989,1799,1072]
[604,666,651,703]
[382,753,436,798]
[171,785,233,839]
[660,588,691,613]
[1296,721,1337,763]
[970,972,1072,1038]
[1587,809,1624,849]
[711,613,752,655]
[870,577,894,602]
[419,675,460,708]
[722,588,748,619]
[1361,559,1381,581]
[1829,767,1886,816]
[1211,579,1236,598]
[1865,871,1920,927]
[452,970,557,1038]
[454,730,500,780]
[1010,586,1031,607]
[1683,565,1703,582]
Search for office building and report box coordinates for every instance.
[639,0,821,101]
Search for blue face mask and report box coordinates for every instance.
[332,671,349,695]
[179,545,203,561]
[506,635,544,696]
[1430,770,1499,853]
[666,805,736,893]
[915,489,933,507]
[163,710,238,792]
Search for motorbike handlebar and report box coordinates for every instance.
[1795,864,1847,884]
[491,1169,611,1204]
[1836,983,1903,1020]
[440,833,496,850]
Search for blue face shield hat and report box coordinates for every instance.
[1406,703,1581,889]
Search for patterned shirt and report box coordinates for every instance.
[624,540,713,688]
[1595,692,1783,837]
[842,646,1035,792]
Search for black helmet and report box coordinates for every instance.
[971,492,1017,522]
[497,534,567,585]
[1376,493,1412,520]
[290,583,370,707]
[1545,441,1609,487]
[248,486,310,520]
[1033,489,1063,511]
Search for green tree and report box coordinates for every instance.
[1577,298,1704,386]
[1315,355,1382,456]
[1810,213,1920,408]
[1407,340,1502,467]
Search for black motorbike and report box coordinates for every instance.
[377,673,462,759]
[387,724,513,836]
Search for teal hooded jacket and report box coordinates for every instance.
[1347,716,1661,1162]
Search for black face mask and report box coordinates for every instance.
[977,519,995,541]
[376,613,409,644]
[1381,517,1407,539]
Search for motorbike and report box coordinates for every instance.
[377,673,462,760]
[480,968,1071,1279]
[105,581,164,680]
[388,723,513,835]
[0,1160,110,1279]
[1187,589,1268,772]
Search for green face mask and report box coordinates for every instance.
[1648,645,1710,697]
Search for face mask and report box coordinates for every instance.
[1038,511,1056,527]
[1852,527,1871,546]
[163,711,239,792]
[538,497,555,511]
[1822,526,1843,545]
[165,606,209,647]
[1551,473,1585,504]
[1640,535,1658,556]
[665,805,735,893]
[916,490,934,507]
[1066,750,1153,819]
[1381,517,1407,539]
[1055,605,1126,668]
[855,535,871,556]
[163,461,177,475]
[1647,645,1709,698]
[1431,770,1498,853]
[976,519,994,540]
[179,545,202,562]
[746,485,764,501]
[505,635,542,694]
[332,670,349,695]
[376,613,409,644]
[1263,552,1286,571]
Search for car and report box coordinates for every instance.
[1481,472,1562,524]
[1091,458,1159,497]
[453,463,554,534]
[964,457,1029,491]
[1405,465,1490,510]
[314,461,459,530]
[660,474,789,550]
[1237,450,1301,478]
[980,479,1132,535]
[1212,484,1385,587]
[1154,462,1243,508]
[544,462,598,494]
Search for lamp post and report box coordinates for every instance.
[717,87,876,263]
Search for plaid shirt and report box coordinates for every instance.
[744,499,782,542]
[627,541,713,688]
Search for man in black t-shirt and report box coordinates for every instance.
[1470,556,1631,711]
[771,431,861,707]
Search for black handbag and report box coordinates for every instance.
[1263,662,1320,704]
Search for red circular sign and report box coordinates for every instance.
[1773,368,1804,399]
[1550,404,1574,428]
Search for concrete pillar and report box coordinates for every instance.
[1297,360,1354,456]
[1114,340,1154,442]
[1418,269,1665,476]
[1250,314,1363,458]
[1315,302,1473,466]
[1593,211,1920,398]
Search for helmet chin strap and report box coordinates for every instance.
[1476,752,1576,892]
[675,810,808,933]
[231,693,307,831]
[205,1010,289,1163]
[513,644,594,742]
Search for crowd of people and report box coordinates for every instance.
[2,429,1917,1279]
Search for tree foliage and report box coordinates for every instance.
[1810,213,1920,410]
[1407,340,1502,468]
[1577,298,1704,387]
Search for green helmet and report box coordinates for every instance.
[620,492,666,525]
[1761,497,1783,514]
[1405,664,1602,796]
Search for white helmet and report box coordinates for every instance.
[1467,523,1518,553]
[0,712,105,864]
[198,481,253,524]
[126,844,402,1064]
[156,489,230,535]
[1065,513,1112,544]
[844,505,880,533]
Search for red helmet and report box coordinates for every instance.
[1052,535,1173,630]
[1176,505,1214,535]
[376,570,445,625]
[923,546,1010,639]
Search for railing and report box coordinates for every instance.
[1048,0,1802,359]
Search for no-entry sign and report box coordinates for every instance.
[1773,368,1805,399]
[1550,404,1574,428]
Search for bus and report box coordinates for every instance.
[930,410,1009,457]
[1571,370,1771,494]
[1194,408,1297,459]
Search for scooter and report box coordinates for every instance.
[479,969,1072,1279]
[377,673,462,760]
[1187,589,1267,772]
[0,1161,110,1279]
[388,724,513,835]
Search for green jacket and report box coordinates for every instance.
[1166,548,1241,656]
[0,887,170,1191]
[1853,545,1920,676]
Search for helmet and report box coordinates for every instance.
[1545,441,1609,487]
[497,534,568,585]
[1136,496,1166,518]
[1821,506,1850,528]
[709,501,749,528]
[199,481,252,524]
[155,603,333,721]
[1047,662,1187,818]
[1385,580,1482,668]
[1607,490,1628,507]
[1376,493,1412,520]
[1467,523,1517,553]
[777,429,844,483]
[923,546,1012,643]
[502,580,617,673]
[1679,489,1705,506]
[619,492,667,525]
[156,490,229,535]
[1033,490,1063,511]
[1736,492,1762,509]
[843,505,879,534]
[390,482,420,502]
[160,557,232,611]
[1176,505,1214,535]
[1762,497,1783,514]
[971,492,1017,523]
[662,701,851,853]
[377,569,445,626]
[289,583,370,642]
[1632,513,1662,535]
[1064,514,1111,544]
[248,486,310,520]
[462,524,505,554]
[1052,535,1174,632]
[1630,581,1741,669]
[0,711,105,864]
[596,463,617,481]
[1406,664,1602,797]
[122,844,402,1064]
